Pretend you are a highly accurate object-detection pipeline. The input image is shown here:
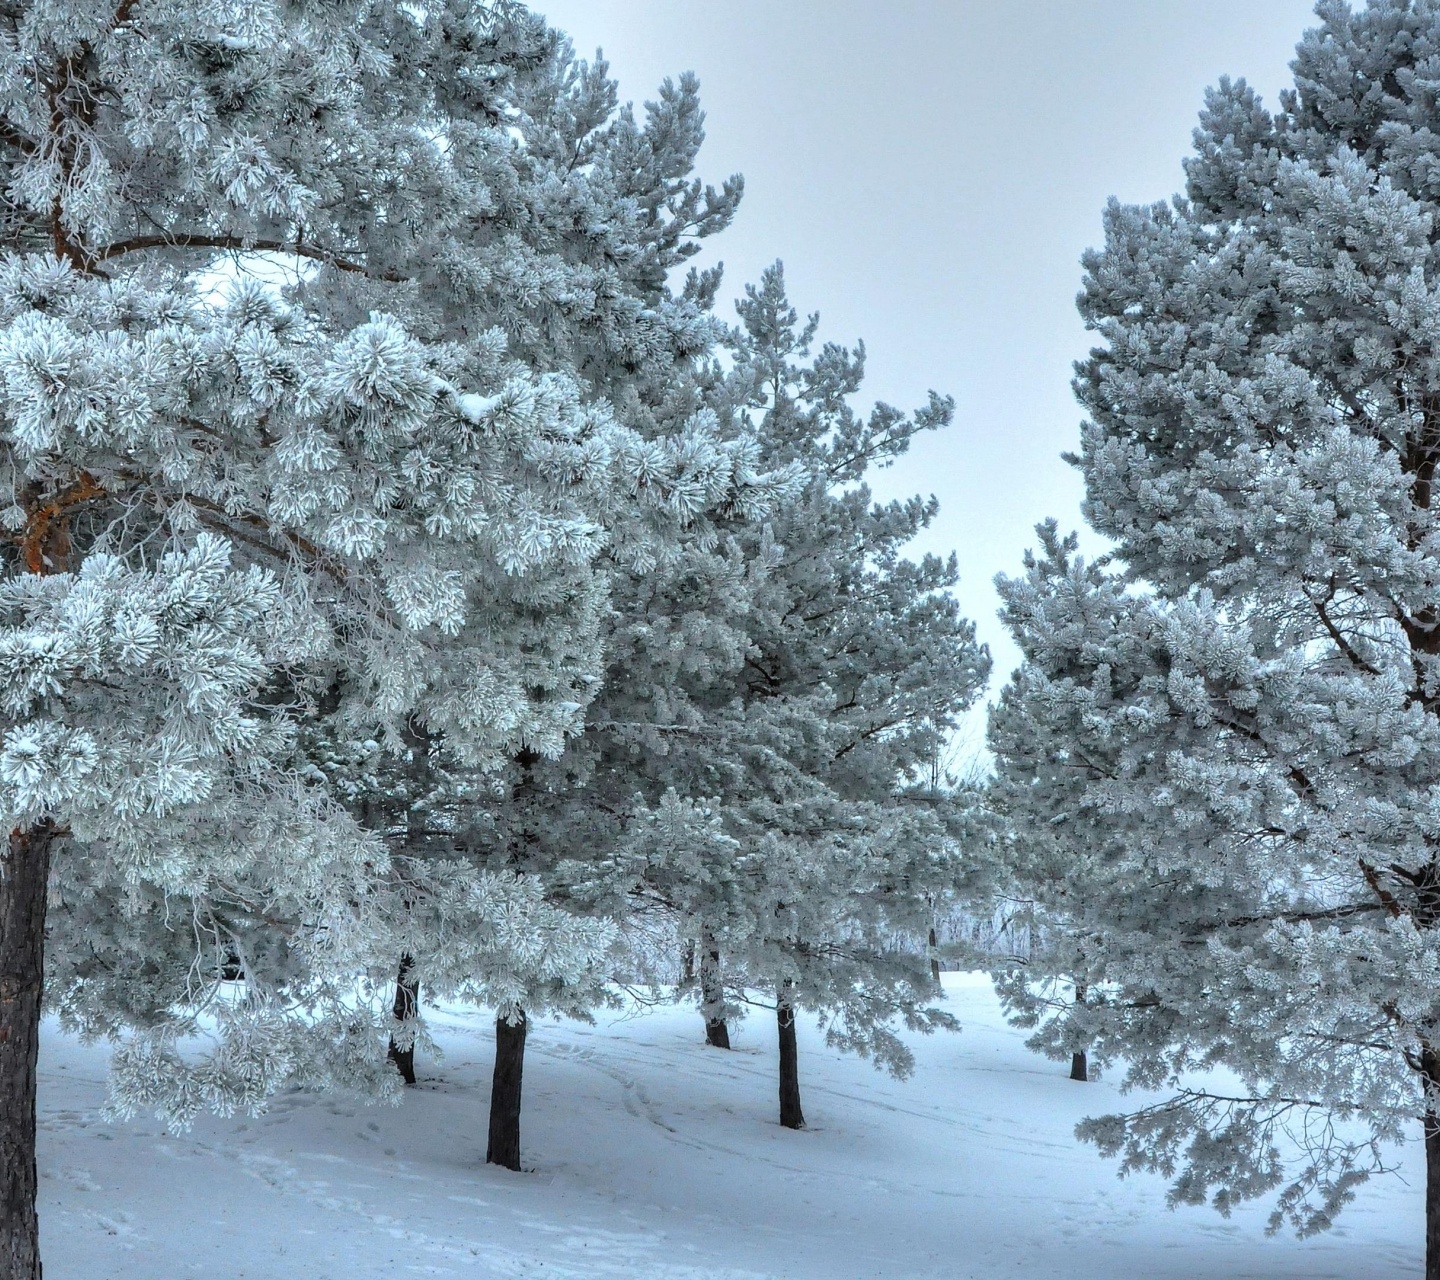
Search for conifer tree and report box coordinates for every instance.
[567,264,989,1127]
[991,2,1440,1270]
[0,0,759,1268]
[713,266,988,1125]
[278,22,796,1170]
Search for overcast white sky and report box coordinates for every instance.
[536,0,1320,747]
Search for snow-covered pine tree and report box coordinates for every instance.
[991,2,1440,1270]
[986,524,1158,1091]
[567,264,989,1128]
[286,19,796,1171]
[713,265,988,1126]
[0,0,756,1268]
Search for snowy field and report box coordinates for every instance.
[37,973,1421,1280]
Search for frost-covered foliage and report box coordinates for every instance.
[552,264,990,1076]
[990,0,1440,1246]
[0,0,776,1127]
[276,20,802,1047]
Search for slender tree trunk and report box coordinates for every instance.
[928,924,941,986]
[1425,1047,1440,1280]
[387,955,419,1086]
[1,822,57,1280]
[777,984,804,1130]
[487,1008,527,1171]
[699,940,730,1049]
[1070,982,1089,1082]
[1427,1103,1440,1280]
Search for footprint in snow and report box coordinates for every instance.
[62,1168,102,1192]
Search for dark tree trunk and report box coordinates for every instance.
[777,986,804,1130]
[1,822,56,1280]
[3,479,81,1278]
[387,955,419,1086]
[928,925,941,986]
[487,1009,527,1171]
[699,942,730,1049]
[1426,1048,1440,1280]
[1070,982,1089,1082]
[1426,1101,1440,1280]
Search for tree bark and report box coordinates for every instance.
[1070,982,1089,1082]
[1,822,57,1280]
[1425,1103,1440,1280]
[387,955,419,1086]
[1426,1045,1440,1280]
[928,924,941,986]
[699,941,730,1049]
[2,476,85,1278]
[486,1008,527,1171]
[777,985,805,1130]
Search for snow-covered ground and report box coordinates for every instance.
[37,973,1421,1279]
